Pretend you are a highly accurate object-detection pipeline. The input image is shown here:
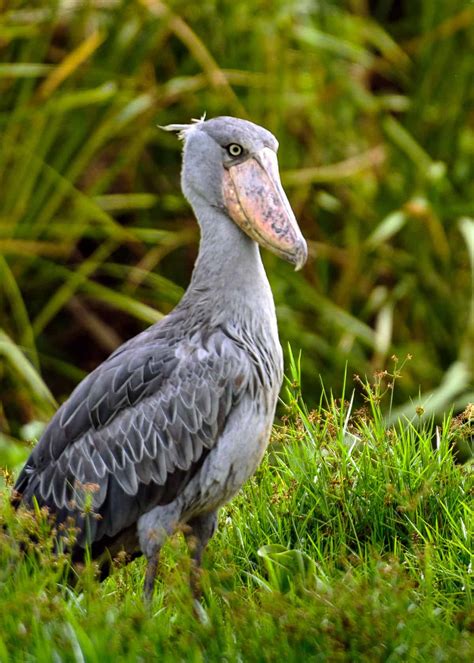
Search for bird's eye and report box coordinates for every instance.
[227,143,243,157]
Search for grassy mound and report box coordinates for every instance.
[1,368,472,661]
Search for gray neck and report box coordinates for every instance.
[182,199,276,325]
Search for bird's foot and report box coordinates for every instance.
[193,598,210,625]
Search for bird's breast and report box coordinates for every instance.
[182,390,277,516]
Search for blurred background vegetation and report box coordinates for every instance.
[0,0,473,464]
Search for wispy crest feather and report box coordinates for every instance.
[159,113,206,141]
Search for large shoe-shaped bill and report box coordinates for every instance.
[223,148,307,270]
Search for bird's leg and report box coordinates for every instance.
[144,551,160,604]
[138,504,180,604]
[184,511,218,601]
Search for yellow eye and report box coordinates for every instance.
[227,143,243,157]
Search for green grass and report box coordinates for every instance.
[1,365,472,661]
[0,1,473,452]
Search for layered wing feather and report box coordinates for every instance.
[13,324,251,548]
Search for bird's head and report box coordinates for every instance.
[162,116,307,271]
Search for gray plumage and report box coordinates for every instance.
[12,116,306,597]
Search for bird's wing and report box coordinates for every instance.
[13,326,252,545]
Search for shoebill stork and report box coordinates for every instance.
[12,116,307,600]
